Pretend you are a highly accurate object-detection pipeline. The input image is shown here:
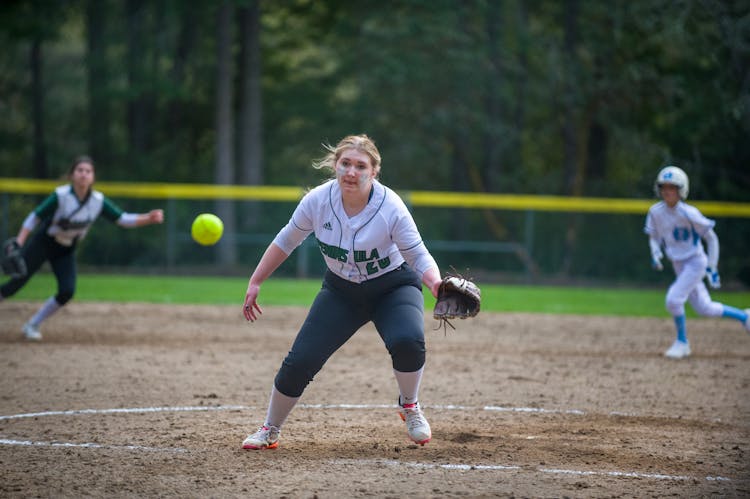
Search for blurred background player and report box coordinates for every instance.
[645,165,750,359]
[240,134,443,449]
[0,155,164,341]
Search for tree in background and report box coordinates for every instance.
[215,0,237,266]
[0,0,747,283]
[85,0,114,167]
[238,0,264,233]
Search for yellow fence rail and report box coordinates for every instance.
[2,177,750,217]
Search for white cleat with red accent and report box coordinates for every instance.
[399,402,431,445]
[242,425,280,450]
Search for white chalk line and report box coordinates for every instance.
[0,438,186,453]
[331,459,731,483]
[0,404,735,483]
[0,405,248,421]
[0,403,695,421]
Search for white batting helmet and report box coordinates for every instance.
[654,165,689,200]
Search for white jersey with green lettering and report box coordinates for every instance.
[273,179,437,283]
[32,184,125,247]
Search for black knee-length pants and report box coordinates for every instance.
[0,231,76,305]
[274,263,426,398]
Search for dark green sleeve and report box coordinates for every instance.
[34,192,59,220]
[101,196,125,223]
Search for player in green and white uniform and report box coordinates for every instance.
[240,135,443,450]
[0,156,164,340]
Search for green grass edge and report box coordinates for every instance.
[9,272,750,318]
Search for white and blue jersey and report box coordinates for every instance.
[644,200,731,321]
[644,200,715,263]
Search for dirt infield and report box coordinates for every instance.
[1,300,748,498]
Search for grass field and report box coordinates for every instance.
[10,272,750,317]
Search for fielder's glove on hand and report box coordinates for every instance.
[1,238,27,279]
[705,267,721,289]
[433,274,481,332]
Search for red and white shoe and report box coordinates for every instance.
[398,402,431,445]
[242,425,280,450]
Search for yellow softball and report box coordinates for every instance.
[191,213,224,246]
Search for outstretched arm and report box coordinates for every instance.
[116,209,164,227]
[134,209,164,226]
[243,243,290,322]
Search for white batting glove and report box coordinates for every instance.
[651,255,664,272]
[705,267,721,289]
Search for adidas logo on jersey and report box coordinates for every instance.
[323,221,332,230]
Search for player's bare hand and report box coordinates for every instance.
[149,209,164,224]
[243,283,263,322]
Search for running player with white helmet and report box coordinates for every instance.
[645,165,750,359]
[240,134,443,450]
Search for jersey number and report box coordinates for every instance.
[355,248,390,275]
[365,257,391,275]
[672,227,691,242]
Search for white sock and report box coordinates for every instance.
[264,386,300,429]
[29,297,61,327]
[394,366,424,406]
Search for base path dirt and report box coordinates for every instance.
[1,301,748,497]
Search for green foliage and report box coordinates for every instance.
[1,1,747,192]
[10,272,750,318]
[1,0,748,284]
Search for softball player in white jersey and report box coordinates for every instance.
[0,156,164,341]
[240,135,443,450]
[645,166,750,359]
